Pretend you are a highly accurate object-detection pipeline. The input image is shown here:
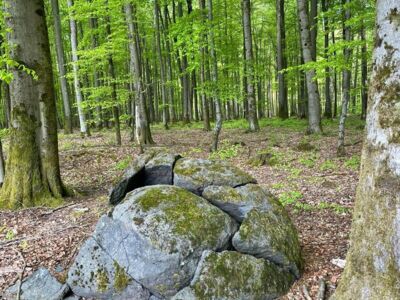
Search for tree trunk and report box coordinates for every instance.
[208,0,222,151]
[125,3,154,147]
[277,0,288,119]
[360,21,368,120]
[105,0,121,146]
[333,1,400,298]
[154,0,169,129]
[50,0,72,134]
[1,0,64,208]
[242,0,259,132]
[297,0,322,134]
[67,0,87,136]
[322,0,332,118]
[337,0,352,156]
[310,0,318,61]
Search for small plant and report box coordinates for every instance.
[317,202,351,214]
[5,229,16,240]
[271,183,285,189]
[299,157,316,168]
[115,156,131,171]
[344,155,361,170]
[289,168,302,178]
[320,159,337,171]
[279,191,303,206]
[210,140,241,160]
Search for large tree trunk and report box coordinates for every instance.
[297,0,322,134]
[125,3,154,147]
[67,0,87,136]
[242,0,259,132]
[199,0,210,131]
[337,0,352,156]
[276,0,288,119]
[1,0,64,209]
[50,0,72,134]
[333,1,400,298]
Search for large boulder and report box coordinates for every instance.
[67,236,150,300]
[75,185,237,298]
[232,207,304,278]
[5,268,69,300]
[173,158,256,195]
[202,184,273,222]
[172,250,295,300]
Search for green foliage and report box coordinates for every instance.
[320,159,337,171]
[279,191,303,206]
[344,155,361,170]
[210,140,241,160]
[114,156,131,171]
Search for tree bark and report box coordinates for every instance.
[297,0,322,134]
[337,0,352,156]
[50,0,72,134]
[360,21,368,120]
[333,1,400,298]
[242,0,259,132]
[67,0,87,136]
[1,0,64,208]
[322,0,332,118]
[277,0,288,119]
[125,3,154,147]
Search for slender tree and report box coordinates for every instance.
[67,0,88,137]
[1,0,65,208]
[333,1,400,298]
[242,0,259,132]
[50,0,72,134]
[277,0,288,119]
[297,0,322,134]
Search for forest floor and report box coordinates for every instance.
[0,117,365,299]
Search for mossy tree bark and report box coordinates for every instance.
[334,1,400,298]
[1,0,65,209]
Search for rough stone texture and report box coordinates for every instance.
[144,152,181,186]
[109,152,154,205]
[5,268,69,300]
[67,236,150,300]
[202,184,273,222]
[232,207,304,278]
[95,185,237,298]
[172,251,295,300]
[174,158,256,195]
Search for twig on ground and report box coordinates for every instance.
[302,285,312,300]
[40,203,78,216]
[16,250,26,300]
[317,277,326,300]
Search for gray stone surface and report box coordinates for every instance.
[95,185,237,298]
[144,152,181,186]
[173,158,256,195]
[172,250,295,300]
[202,184,273,222]
[5,268,69,300]
[67,236,150,300]
[232,206,304,278]
[109,152,154,205]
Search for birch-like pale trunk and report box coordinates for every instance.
[67,0,87,136]
[333,1,400,298]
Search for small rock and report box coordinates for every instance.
[5,268,69,300]
[331,258,346,269]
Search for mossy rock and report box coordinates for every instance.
[232,206,304,278]
[202,184,274,222]
[174,158,256,195]
[66,236,150,299]
[94,186,238,298]
[172,251,295,300]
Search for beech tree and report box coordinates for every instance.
[334,1,400,298]
[0,0,65,208]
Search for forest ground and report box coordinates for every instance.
[0,117,364,299]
